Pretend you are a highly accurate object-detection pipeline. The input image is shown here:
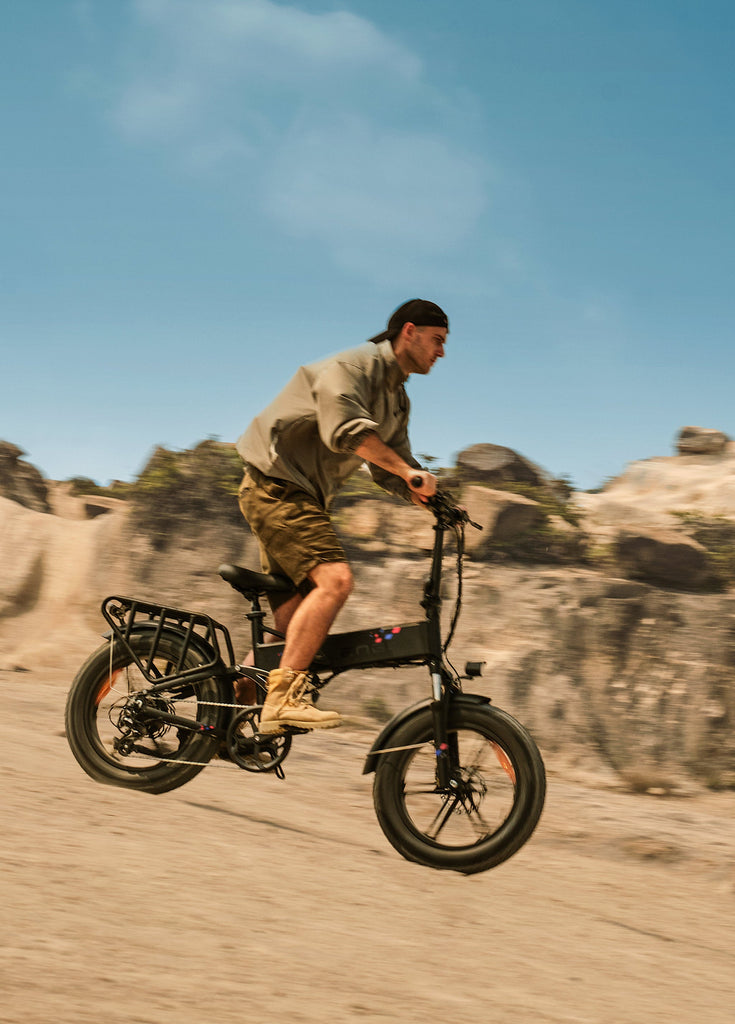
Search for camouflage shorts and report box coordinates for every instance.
[238,467,347,597]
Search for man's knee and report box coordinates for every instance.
[309,561,354,603]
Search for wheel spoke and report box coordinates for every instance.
[459,798,496,839]
[424,793,461,840]
[147,737,180,758]
[458,738,486,773]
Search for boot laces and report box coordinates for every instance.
[288,674,317,705]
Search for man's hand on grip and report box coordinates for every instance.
[407,470,437,505]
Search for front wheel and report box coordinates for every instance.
[373,703,545,874]
[65,633,228,794]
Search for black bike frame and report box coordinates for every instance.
[249,513,450,678]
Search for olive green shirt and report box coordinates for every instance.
[237,340,420,507]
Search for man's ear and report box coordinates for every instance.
[401,321,417,341]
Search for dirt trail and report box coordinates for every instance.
[2,668,734,1024]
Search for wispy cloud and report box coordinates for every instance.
[263,114,487,276]
[100,0,488,276]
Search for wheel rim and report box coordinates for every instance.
[400,727,519,850]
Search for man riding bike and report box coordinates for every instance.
[236,298,449,734]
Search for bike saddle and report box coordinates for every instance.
[218,563,294,598]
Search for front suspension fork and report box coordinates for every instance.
[430,670,455,789]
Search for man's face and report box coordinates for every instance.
[403,324,447,375]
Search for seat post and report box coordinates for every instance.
[245,594,268,649]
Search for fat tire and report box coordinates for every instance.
[373,703,545,874]
[65,634,227,794]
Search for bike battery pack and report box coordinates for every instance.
[257,620,434,673]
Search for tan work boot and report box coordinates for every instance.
[259,668,342,734]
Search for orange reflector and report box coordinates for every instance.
[95,669,121,707]
[492,742,516,784]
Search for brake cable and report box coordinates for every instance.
[442,518,465,655]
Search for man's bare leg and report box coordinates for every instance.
[236,563,352,698]
[280,561,353,670]
[235,593,303,701]
[259,562,353,733]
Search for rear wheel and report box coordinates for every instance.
[65,634,227,794]
[373,703,545,874]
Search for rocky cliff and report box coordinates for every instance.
[1,429,733,789]
[0,442,49,513]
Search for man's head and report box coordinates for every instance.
[369,298,449,376]
[368,298,449,344]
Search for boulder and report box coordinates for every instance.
[336,499,434,558]
[676,426,730,455]
[615,529,710,588]
[462,485,544,558]
[0,441,49,513]
[456,443,548,489]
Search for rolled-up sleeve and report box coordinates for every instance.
[312,359,379,453]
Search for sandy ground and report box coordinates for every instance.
[2,666,734,1024]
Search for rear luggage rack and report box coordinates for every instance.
[101,595,236,686]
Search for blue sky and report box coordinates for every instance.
[2,0,734,491]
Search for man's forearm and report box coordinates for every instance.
[355,431,436,505]
[354,431,415,483]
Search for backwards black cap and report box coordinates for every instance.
[368,298,449,344]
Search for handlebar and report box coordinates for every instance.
[425,488,482,530]
[408,476,481,529]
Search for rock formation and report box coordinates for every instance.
[462,486,545,556]
[1,429,734,790]
[456,442,558,493]
[0,442,49,513]
[676,425,730,455]
[615,530,710,588]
